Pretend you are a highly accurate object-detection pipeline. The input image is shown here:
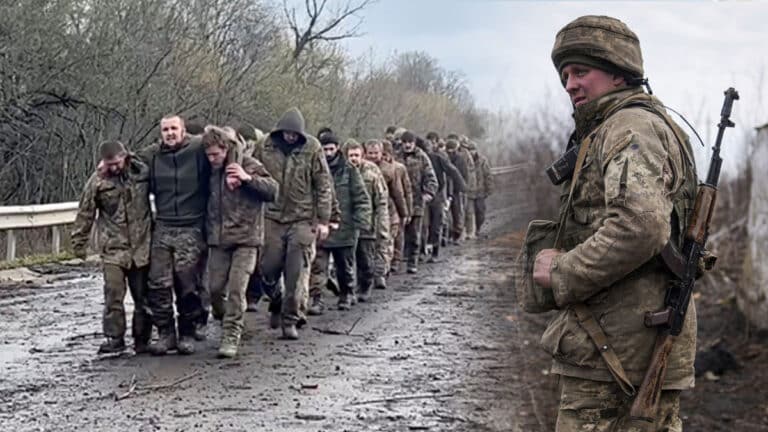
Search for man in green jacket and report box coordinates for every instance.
[529,15,698,431]
[308,133,371,313]
[72,141,152,354]
[253,108,334,340]
[202,126,278,357]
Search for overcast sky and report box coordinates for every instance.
[341,0,768,174]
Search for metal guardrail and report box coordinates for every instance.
[0,165,523,261]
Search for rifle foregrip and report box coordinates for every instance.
[686,185,717,244]
[629,333,675,423]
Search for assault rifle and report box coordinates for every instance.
[629,87,740,425]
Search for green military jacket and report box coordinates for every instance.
[71,156,152,268]
[253,109,333,225]
[206,155,278,248]
[458,146,477,198]
[376,160,408,226]
[321,155,372,248]
[357,160,390,241]
[540,87,698,390]
[396,147,437,217]
[392,160,413,221]
[473,153,493,199]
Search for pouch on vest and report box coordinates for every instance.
[514,219,558,313]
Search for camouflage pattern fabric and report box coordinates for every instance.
[207,246,259,336]
[102,264,151,345]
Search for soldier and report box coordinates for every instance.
[254,108,333,340]
[384,126,398,143]
[202,126,278,357]
[526,15,698,431]
[364,139,408,290]
[424,132,465,262]
[470,142,493,236]
[72,141,152,354]
[444,138,466,243]
[458,135,478,240]
[395,131,437,274]
[346,140,388,301]
[137,115,210,355]
[382,140,412,274]
[308,133,371,313]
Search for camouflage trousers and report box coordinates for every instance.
[474,197,487,234]
[404,216,423,267]
[356,238,376,294]
[147,225,206,336]
[310,246,355,301]
[260,220,316,326]
[392,221,406,271]
[464,196,476,239]
[207,246,259,335]
[102,263,151,345]
[449,193,465,240]
[382,222,399,275]
[556,376,683,432]
[426,195,445,248]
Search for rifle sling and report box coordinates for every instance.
[555,134,637,397]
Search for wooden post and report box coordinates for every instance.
[52,226,61,255]
[6,229,15,261]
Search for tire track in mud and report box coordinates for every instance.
[0,185,560,432]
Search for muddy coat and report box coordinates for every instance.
[71,156,151,268]
[377,160,408,226]
[206,154,278,248]
[396,147,437,217]
[540,87,698,389]
[392,160,413,219]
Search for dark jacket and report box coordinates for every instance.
[321,154,372,248]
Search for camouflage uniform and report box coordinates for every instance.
[425,146,465,259]
[71,156,152,352]
[396,146,437,272]
[534,16,698,431]
[137,136,210,353]
[390,157,412,273]
[254,108,333,334]
[458,140,478,240]
[205,130,278,353]
[446,140,467,242]
[373,159,408,285]
[310,153,371,309]
[356,160,389,298]
[472,148,493,234]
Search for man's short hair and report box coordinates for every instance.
[364,139,382,151]
[344,138,363,153]
[426,131,439,141]
[202,125,238,149]
[317,127,334,140]
[99,140,127,160]
[186,120,205,135]
[236,125,258,141]
[400,131,415,143]
[382,140,394,155]
[385,126,397,135]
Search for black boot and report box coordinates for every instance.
[149,327,177,356]
[98,337,126,354]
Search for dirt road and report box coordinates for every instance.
[2,176,765,432]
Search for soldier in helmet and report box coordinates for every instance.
[522,15,698,431]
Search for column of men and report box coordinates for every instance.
[71,109,493,359]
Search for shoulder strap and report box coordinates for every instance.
[554,131,637,397]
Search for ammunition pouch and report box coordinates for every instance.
[513,219,558,313]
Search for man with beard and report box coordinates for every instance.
[308,133,371,313]
[395,131,437,274]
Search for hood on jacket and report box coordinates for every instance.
[270,108,308,144]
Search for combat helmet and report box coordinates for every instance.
[551,15,643,80]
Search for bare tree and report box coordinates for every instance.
[284,0,373,61]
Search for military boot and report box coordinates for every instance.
[193,322,208,341]
[282,324,299,340]
[427,246,440,263]
[98,337,126,354]
[308,296,325,316]
[374,276,387,290]
[407,264,418,274]
[217,329,240,358]
[337,296,352,311]
[177,335,196,355]
[149,327,177,356]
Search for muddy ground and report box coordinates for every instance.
[1,178,766,431]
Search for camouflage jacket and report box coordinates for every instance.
[253,133,333,225]
[458,146,477,197]
[357,160,390,241]
[321,155,372,248]
[396,147,437,217]
[71,157,151,268]
[206,155,278,248]
[473,153,493,198]
[376,160,408,226]
[540,87,698,389]
[392,160,413,221]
